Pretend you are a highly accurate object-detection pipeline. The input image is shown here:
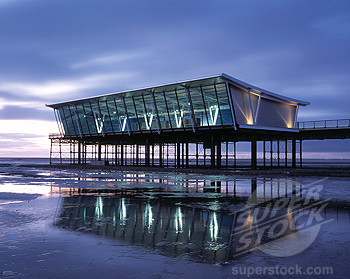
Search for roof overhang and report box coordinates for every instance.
[221,73,310,106]
[46,73,310,108]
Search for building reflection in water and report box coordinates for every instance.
[55,178,306,264]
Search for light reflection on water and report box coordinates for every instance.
[0,167,350,267]
[49,175,344,265]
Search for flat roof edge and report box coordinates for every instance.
[221,73,310,106]
[47,74,223,108]
[47,73,310,108]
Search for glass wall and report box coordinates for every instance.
[56,81,234,137]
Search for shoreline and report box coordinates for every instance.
[18,164,350,177]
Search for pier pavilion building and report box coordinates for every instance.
[47,73,310,169]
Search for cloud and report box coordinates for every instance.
[0,72,136,100]
[0,120,57,135]
[71,51,149,68]
[0,0,349,157]
[0,133,43,139]
[0,135,50,157]
[0,105,52,120]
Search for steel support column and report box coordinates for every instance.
[176,138,180,168]
[285,140,288,168]
[263,140,266,167]
[234,141,237,168]
[185,142,189,168]
[78,140,81,165]
[300,140,303,168]
[292,139,296,168]
[159,143,163,167]
[277,140,280,167]
[49,139,53,165]
[136,144,139,166]
[115,144,118,165]
[98,141,102,161]
[270,140,273,168]
[211,136,215,169]
[251,135,257,170]
[217,141,221,169]
[120,140,124,166]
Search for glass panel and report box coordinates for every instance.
[98,100,113,133]
[202,85,222,126]
[106,99,121,132]
[175,88,192,128]
[90,101,104,134]
[215,83,233,125]
[58,107,71,135]
[142,93,157,130]
[69,105,82,136]
[55,109,66,135]
[61,106,76,135]
[133,95,147,131]
[83,102,97,134]
[75,104,89,135]
[164,90,182,128]
[154,91,172,129]
[188,86,208,127]
[114,98,129,132]
[124,96,139,131]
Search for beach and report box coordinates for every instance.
[0,160,350,278]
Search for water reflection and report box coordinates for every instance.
[55,179,305,264]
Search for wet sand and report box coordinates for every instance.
[19,164,350,177]
[1,164,350,278]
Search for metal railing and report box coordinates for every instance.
[298,119,350,129]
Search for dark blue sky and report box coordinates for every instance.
[0,0,349,157]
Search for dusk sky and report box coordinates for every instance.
[0,0,349,158]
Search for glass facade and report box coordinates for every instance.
[55,81,234,137]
